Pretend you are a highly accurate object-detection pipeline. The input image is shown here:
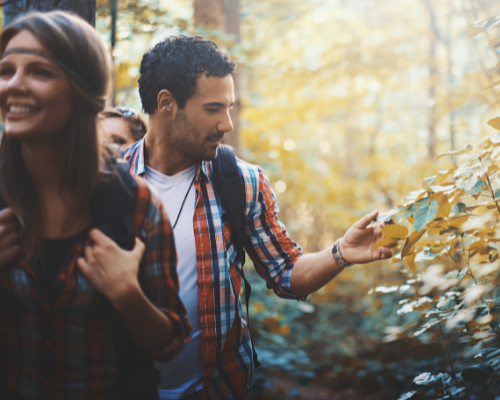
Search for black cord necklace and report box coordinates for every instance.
[172,174,196,230]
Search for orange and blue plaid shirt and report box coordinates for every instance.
[0,173,191,400]
[126,139,304,400]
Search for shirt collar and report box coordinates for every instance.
[132,137,212,182]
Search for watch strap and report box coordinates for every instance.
[332,238,354,268]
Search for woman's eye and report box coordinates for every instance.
[0,68,14,77]
[34,69,53,78]
[113,138,126,146]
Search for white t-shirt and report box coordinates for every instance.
[145,165,204,400]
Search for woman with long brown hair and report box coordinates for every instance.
[0,11,190,400]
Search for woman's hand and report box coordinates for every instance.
[77,228,145,304]
[0,208,20,269]
[77,228,176,351]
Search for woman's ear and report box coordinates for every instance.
[157,89,178,117]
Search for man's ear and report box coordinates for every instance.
[157,89,178,116]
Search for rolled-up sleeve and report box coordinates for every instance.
[133,176,192,360]
[243,165,305,301]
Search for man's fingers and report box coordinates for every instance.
[356,210,379,229]
[375,247,393,260]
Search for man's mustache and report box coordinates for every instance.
[206,132,225,142]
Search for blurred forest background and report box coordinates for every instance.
[5,0,500,398]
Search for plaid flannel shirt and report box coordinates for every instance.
[125,139,303,400]
[0,173,191,400]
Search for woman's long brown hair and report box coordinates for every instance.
[0,11,110,263]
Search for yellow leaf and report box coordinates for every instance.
[401,230,426,258]
[405,253,416,273]
[435,194,451,219]
[436,144,473,159]
[448,215,470,228]
[468,27,484,39]
[469,240,487,252]
[382,224,409,240]
[488,117,500,130]
[487,80,500,89]
[372,238,398,250]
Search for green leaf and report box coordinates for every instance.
[376,207,404,222]
[485,18,500,31]
[457,175,479,192]
[469,179,486,194]
[426,200,439,223]
[495,189,500,200]
[402,204,417,219]
[414,205,428,232]
[451,202,467,214]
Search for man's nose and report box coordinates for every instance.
[218,109,234,133]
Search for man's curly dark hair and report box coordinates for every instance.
[138,35,236,114]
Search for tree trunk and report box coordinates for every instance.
[4,0,96,26]
[194,0,225,29]
[422,0,439,160]
[193,0,242,155]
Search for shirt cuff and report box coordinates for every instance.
[277,262,308,301]
[149,308,192,361]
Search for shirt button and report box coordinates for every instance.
[45,340,52,348]
[44,380,51,387]
[43,304,50,312]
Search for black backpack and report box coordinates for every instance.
[212,145,261,369]
[0,163,159,400]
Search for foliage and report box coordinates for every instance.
[353,19,500,400]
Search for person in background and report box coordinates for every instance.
[0,11,190,400]
[100,106,147,150]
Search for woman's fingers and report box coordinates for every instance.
[0,245,20,269]
[0,208,17,224]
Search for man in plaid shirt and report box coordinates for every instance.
[0,36,394,400]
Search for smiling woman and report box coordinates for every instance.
[0,11,190,400]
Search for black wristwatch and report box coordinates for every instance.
[332,238,354,268]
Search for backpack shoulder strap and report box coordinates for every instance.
[90,162,137,251]
[212,145,261,368]
[212,145,246,264]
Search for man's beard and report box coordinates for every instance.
[170,112,224,161]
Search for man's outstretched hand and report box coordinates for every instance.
[0,208,20,269]
[340,210,393,264]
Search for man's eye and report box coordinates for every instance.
[206,108,218,113]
